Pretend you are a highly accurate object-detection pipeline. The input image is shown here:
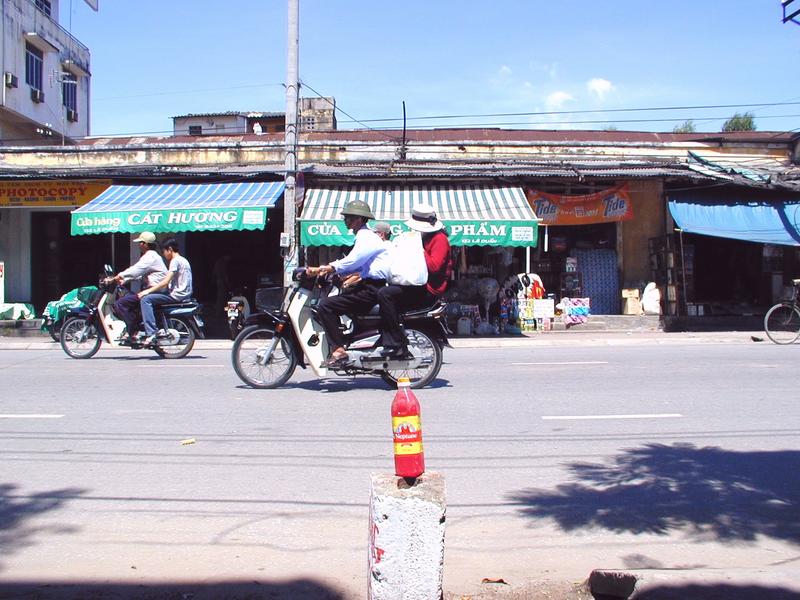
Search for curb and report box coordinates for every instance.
[0,331,770,351]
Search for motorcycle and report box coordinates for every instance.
[42,285,97,342]
[59,265,205,360]
[231,268,448,389]
[225,287,251,341]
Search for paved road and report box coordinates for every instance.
[1,338,798,599]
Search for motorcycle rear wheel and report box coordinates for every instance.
[232,325,297,389]
[380,328,443,389]
[153,317,196,359]
[48,320,62,342]
[60,316,102,359]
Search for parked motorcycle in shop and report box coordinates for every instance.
[59,265,205,359]
[231,269,448,389]
[226,289,250,341]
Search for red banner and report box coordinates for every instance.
[526,184,634,225]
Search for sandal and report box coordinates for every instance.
[321,353,349,368]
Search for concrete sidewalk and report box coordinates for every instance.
[0,329,772,351]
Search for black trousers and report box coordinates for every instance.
[315,280,384,351]
[377,285,436,350]
[114,292,142,335]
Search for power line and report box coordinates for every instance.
[335,101,800,125]
[298,79,403,144]
[94,82,285,102]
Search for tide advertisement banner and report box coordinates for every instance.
[526,184,634,225]
[0,180,111,208]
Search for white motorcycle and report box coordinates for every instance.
[231,268,448,389]
[59,265,205,359]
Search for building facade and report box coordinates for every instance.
[0,0,91,145]
[0,128,797,323]
[172,97,337,136]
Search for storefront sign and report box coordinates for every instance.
[71,207,267,235]
[0,180,111,208]
[526,184,633,225]
[300,220,538,247]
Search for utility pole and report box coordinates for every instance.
[282,0,300,286]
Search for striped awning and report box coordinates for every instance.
[71,181,284,235]
[300,184,538,246]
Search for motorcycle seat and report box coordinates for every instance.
[360,301,444,320]
[159,299,198,309]
[401,303,442,319]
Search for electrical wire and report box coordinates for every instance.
[298,79,403,144]
[94,82,285,102]
[334,101,800,125]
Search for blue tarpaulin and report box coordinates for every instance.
[668,192,800,246]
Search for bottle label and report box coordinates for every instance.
[392,415,423,455]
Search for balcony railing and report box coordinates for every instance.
[27,0,90,56]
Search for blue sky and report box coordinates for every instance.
[66,0,800,137]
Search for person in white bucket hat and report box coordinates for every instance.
[404,203,444,233]
[376,203,452,358]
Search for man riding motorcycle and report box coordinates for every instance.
[106,231,167,340]
[305,200,390,368]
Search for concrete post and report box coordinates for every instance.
[368,472,446,600]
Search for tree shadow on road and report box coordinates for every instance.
[507,443,800,544]
[0,579,347,599]
[0,483,87,573]
[634,583,800,599]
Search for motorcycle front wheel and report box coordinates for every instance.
[231,325,297,389]
[60,316,102,359]
[380,328,443,389]
[153,317,196,359]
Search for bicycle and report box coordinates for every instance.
[764,278,800,344]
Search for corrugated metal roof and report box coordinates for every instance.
[171,111,284,119]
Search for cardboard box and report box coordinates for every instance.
[622,297,642,315]
[621,288,640,299]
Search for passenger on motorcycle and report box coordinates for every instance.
[305,200,390,368]
[138,238,194,346]
[106,231,167,340]
[376,203,453,358]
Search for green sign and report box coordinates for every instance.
[71,207,268,235]
[300,220,538,247]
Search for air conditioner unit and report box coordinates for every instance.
[4,72,18,88]
[66,109,78,122]
[30,88,44,103]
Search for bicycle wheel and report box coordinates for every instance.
[764,303,800,344]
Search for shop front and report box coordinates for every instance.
[70,181,286,327]
[525,183,642,315]
[666,189,800,316]
[300,183,540,333]
[0,179,113,311]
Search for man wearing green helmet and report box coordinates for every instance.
[306,200,390,367]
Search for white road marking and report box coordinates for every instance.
[542,413,683,421]
[512,361,609,366]
[0,414,64,419]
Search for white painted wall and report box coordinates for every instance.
[173,115,247,136]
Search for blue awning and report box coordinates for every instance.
[71,182,284,235]
[668,192,800,246]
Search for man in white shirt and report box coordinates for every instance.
[306,201,389,367]
[138,238,193,345]
[108,231,167,339]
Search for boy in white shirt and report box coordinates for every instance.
[138,238,193,344]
